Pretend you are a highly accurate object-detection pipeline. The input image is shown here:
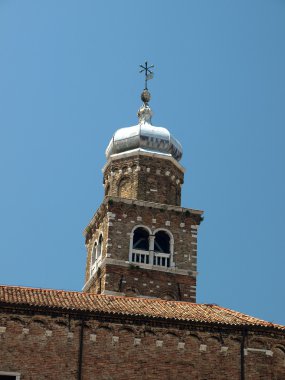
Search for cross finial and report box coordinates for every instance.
[139,61,154,90]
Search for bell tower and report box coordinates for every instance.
[83,64,203,302]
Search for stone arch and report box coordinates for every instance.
[6,317,25,335]
[153,228,174,250]
[29,317,48,328]
[95,325,114,335]
[129,225,151,264]
[117,176,131,198]
[162,292,177,301]
[164,331,179,338]
[187,333,201,341]
[54,319,68,328]
[273,345,285,368]
[206,336,222,352]
[185,333,201,350]
[132,226,150,250]
[163,331,180,340]
[153,228,174,267]
[112,167,119,178]
[97,233,103,259]
[125,287,140,297]
[118,326,136,334]
[131,163,137,172]
[147,176,157,190]
[142,329,157,346]
[28,317,48,335]
[163,332,180,350]
[74,320,89,329]
[125,206,137,220]
[274,345,285,353]
[143,328,157,337]
[184,333,201,361]
[95,326,113,346]
[115,205,125,219]
[90,232,103,272]
[10,317,25,326]
[248,338,267,349]
[131,224,152,235]
[91,240,97,266]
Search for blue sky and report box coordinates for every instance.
[0,0,284,324]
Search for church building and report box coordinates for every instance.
[0,66,285,380]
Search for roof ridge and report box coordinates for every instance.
[0,284,284,331]
[0,285,199,305]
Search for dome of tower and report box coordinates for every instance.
[105,91,183,161]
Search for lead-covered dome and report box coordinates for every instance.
[105,90,183,161]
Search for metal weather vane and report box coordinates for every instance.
[139,61,154,90]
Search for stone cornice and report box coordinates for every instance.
[102,149,186,174]
[85,196,203,230]
[82,257,197,292]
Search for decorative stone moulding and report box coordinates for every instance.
[45,330,52,337]
[134,338,141,346]
[199,344,207,352]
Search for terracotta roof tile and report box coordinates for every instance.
[0,285,284,331]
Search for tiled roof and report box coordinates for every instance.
[0,285,284,331]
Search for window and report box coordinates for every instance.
[153,230,171,267]
[131,227,150,264]
[90,234,103,275]
[91,242,97,265]
[154,231,170,253]
[0,373,20,380]
[130,227,173,268]
[133,227,149,250]
[97,234,103,258]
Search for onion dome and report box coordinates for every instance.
[105,89,183,161]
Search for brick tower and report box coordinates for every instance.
[83,75,203,302]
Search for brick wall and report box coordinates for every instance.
[1,310,285,380]
[88,264,196,302]
[84,199,202,301]
[103,153,184,206]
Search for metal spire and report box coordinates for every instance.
[139,61,154,90]
[138,61,154,124]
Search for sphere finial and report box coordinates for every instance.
[141,89,151,104]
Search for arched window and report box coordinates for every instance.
[154,231,170,253]
[90,234,103,275]
[91,242,97,265]
[153,230,171,267]
[118,177,131,198]
[131,227,150,264]
[97,234,103,258]
[129,227,173,268]
[133,227,149,250]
